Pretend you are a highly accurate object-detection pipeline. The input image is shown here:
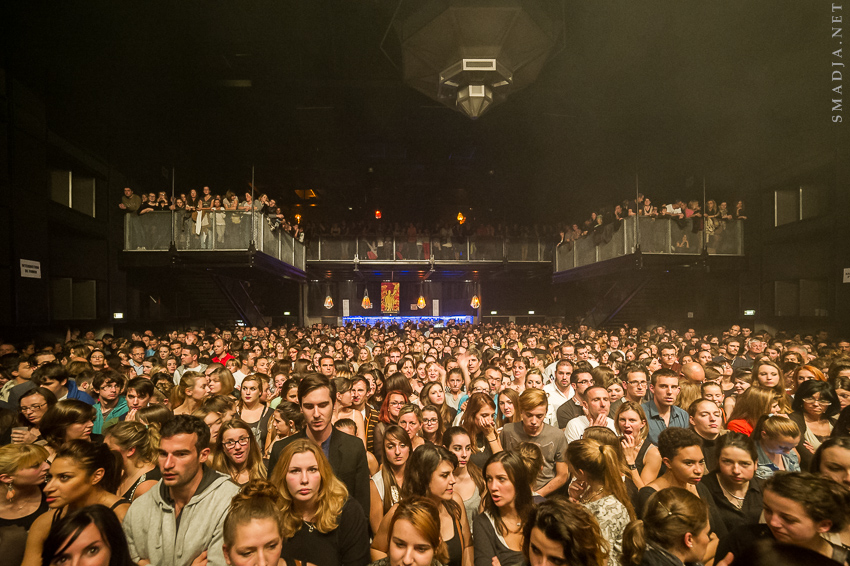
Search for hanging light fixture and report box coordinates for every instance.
[457,212,466,224]
[470,294,480,309]
[294,214,301,223]
[375,210,382,219]
[324,284,333,309]
[362,287,373,309]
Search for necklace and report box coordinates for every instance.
[718,480,747,509]
[580,486,605,504]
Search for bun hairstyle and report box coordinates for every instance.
[104,421,160,464]
[54,440,123,495]
[223,480,285,547]
[621,487,708,566]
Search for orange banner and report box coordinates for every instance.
[381,282,400,313]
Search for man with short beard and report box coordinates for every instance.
[123,415,240,566]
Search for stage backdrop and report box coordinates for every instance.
[381,282,400,313]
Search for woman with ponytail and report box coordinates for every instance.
[21,440,129,566]
[522,498,608,566]
[222,479,287,566]
[104,420,162,500]
[567,438,636,565]
[621,487,719,566]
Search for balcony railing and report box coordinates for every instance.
[554,216,744,272]
[123,211,306,272]
[306,236,555,263]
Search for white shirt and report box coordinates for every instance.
[565,415,617,444]
[543,382,574,427]
[232,369,248,387]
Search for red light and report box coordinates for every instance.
[375,210,382,219]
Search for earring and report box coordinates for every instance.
[4,483,15,502]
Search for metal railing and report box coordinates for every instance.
[306,235,555,262]
[124,211,306,272]
[554,216,744,272]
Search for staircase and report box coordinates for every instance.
[176,270,271,327]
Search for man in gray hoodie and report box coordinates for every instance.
[123,415,239,566]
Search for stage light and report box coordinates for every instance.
[470,294,480,309]
[362,288,373,309]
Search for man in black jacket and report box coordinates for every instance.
[268,373,370,515]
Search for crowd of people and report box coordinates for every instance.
[2,320,849,566]
[120,186,305,246]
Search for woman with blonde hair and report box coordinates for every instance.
[567,438,636,565]
[269,438,370,566]
[0,444,50,564]
[210,418,266,485]
[726,386,781,436]
[103,421,161,500]
[171,371,209,415]
[753,415,802,479]
[615,401,662,487]
[237,374,273,447]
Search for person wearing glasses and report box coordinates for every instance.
[210,418,267,485]
[787,379,840,471]
[610,364,649,415]
[13,387,57,444]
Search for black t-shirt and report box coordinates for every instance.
[280,497,370,566]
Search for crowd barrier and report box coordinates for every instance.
[554,217,744,272]
[124,211,306,271]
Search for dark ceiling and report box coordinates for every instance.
[0,0,841,224]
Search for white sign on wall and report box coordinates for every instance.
[844,268,850,283]
[20,259,41,279]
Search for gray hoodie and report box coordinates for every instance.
[123,465,240,566]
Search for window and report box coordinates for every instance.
[50,170,96,217]
[773,279,828,317]
[774,184,827,227]
[50,278,97,320]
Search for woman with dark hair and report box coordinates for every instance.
[21,441,129,566]
[474,452,534,566]
[813,436,850,487]
[622,487,718,566]
[420,406,444,446]
[373,390,409,461]
[522,497,608,566]
[460,392,503,469]
[39,399,98,457]
[372,444,472,566]
[421,382,456,427]
[567,438,636,565]
[369,425,412,534]
[788,379,840,470]
[12,387,58,445]
[829,375,850,412]
[264,401,304,459]
[40,504,135,566]
[495,388,521,429]
[442,427,484,533]
[717,472,850,564]
[210,418,267,485]
[702,432,763,532]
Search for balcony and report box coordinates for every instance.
[123,211,306,274]
[554,216,744,273]
[307,235,555,263]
